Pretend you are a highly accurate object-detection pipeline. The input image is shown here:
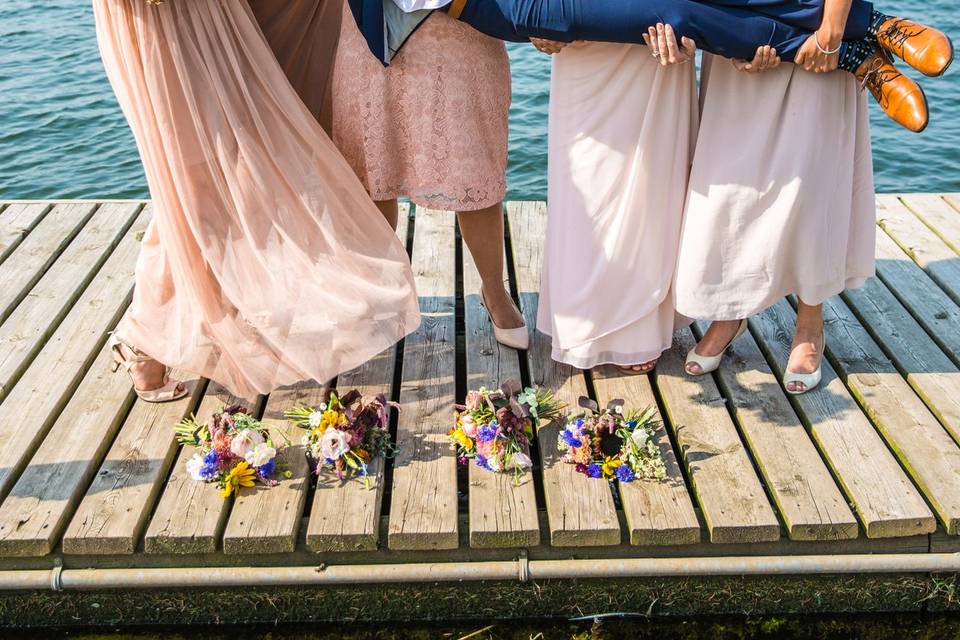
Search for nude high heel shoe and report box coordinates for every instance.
[783,336,824,395]
[480,288,529,351]
[109,333,189,403]
[685,319,748,376]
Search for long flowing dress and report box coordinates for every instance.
[93,0,420,398]
[538,43,697,369]
[332,4,511,211]
[674,55,875,320]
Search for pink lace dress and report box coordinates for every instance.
[332,4,511,211]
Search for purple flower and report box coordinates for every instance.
[615,465,635,483]
[575,463,588,475]
[561,429,581,448]
[475,454,489,470]
[199,451,219,481]
[458,456,469,466]
[477,424,499,443]
[257,459,276,478]
[586,463,602,479]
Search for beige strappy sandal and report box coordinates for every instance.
[108,333,189,403]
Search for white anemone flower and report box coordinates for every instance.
[245,442,277,467]
[230,429,265,457]
[185,453,206,481]
[319,428,351,460]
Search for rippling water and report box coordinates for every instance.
[0,1,957,201]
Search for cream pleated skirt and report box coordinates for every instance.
[537,42,697,369]
[93,0,420,397]
[674,55,876,320]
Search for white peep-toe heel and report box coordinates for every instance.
[109,333,189,403]
[480,288,529,351]
[685,319,748,376]
[783,337,824,395]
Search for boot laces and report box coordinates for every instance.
[858,57,900,108]
[880,19,926,54]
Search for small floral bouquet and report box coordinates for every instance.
[558,398,666,483]
[449,380,563,479]
[176,405,282,498]
[285,389,397,487]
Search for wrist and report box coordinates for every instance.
[817,23,845,48]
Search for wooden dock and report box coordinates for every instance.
[2,195,960,623]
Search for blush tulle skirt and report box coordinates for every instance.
[92,0,420,397]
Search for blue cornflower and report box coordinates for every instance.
[626,420,638,429]
[576,419,585,429]
[475,454,489,470]
[586,463,602,479]
[359,462,369,477]
[477,424,499,443]
[615,465,635,483]
[257,459,276,478]
[561,429,581,448]
[199,451,219,481]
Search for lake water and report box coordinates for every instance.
[1,1,958,202]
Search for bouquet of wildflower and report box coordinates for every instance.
[176,404,282,498]
[449,380,563,479]
[285,389,397,487]
[558,398,666,483]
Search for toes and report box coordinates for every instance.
[787,381,806,393]
[686,363,702,375]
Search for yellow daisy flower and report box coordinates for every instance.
[220,461,257,498]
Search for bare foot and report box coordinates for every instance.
[481,285,525,330]
[115,343,185,396]
[786,309,824,394]
[620,359,658,374]
[686,320,743,375]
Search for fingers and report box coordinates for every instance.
[731,58,750,72]
[530,38,568,55]
[680,36,696,58]
[647,26,659,59]
[663,24,681,65]
[656,23,669,66]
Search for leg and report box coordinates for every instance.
[786,300,824,393]
[686,319,745,375]
[694,0,874,39]
[461,0,814,60]
[375,198,400,231]
[457,203,524,330]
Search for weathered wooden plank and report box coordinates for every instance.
[0,346,134,556]
[694,321,858,541]
[306,371,386,552]
[876,194,960,307]
[307,210,409,553]
[0,202,142,402]
[222,385,312,555]
[62,375,202,555]
[900,193,960,255]
[508,201,620,547]
[654,328,780,544]
[591,366,700,546]
[0,206,148,504]
[873,230,960,368]
[387,207,459,550]
[144,385,262,554]
[0,203,52,266]
[819,295,960,534]
[843,277,960,447]
[463,240,540,549]
[0,203,96,324]
[752,299,935,538]
[942,194,960,213]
